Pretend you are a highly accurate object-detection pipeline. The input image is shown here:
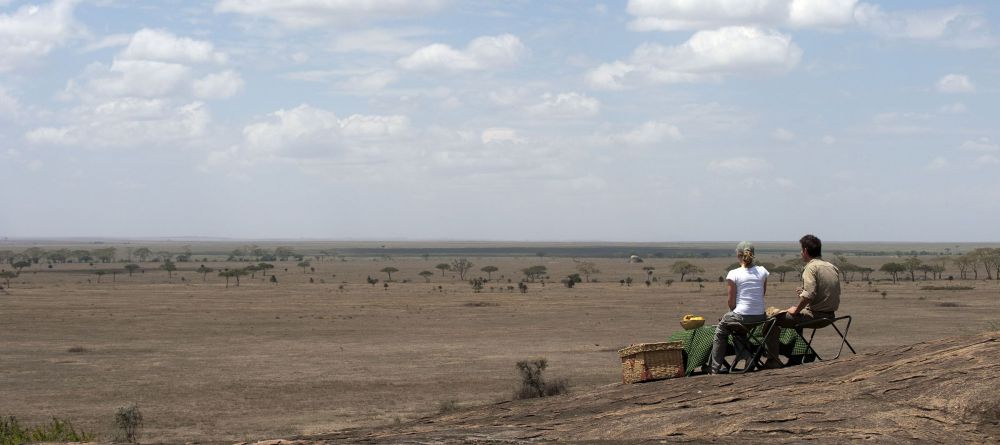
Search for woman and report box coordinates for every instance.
[708,241,769,374]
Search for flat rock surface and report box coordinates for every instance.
[255,332,1000,444]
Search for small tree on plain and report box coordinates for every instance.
[880,262,906,284]
[380,266,399,281]
[196,265,214,282]
[160,260,177,278]
[480,265,499,281]
[575,261,600,282]
[451,258,473,280]
[670,261,703,282]
[1,270,16,288]
[435,263,451,276]
[124,264,140,278]
[418,270,434,282]
[297,261,311,274]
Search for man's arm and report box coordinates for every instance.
[788,264,815,315]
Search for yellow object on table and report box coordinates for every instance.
[680,314,705,330]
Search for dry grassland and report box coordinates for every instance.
[1,246,998,443]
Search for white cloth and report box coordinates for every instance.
[725,265,768,316]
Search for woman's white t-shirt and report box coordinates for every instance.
[726,265,768,316]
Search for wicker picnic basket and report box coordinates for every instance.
[618,341,685,384]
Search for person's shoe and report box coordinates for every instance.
[761,360,783,370]
[708,366,730,375]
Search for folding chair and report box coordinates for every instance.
[718,319,769,373]
[793,315,856,361]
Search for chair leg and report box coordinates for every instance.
[830,315,855,360]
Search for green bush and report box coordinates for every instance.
[0,416,94,445]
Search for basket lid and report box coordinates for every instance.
[618,341,683,357]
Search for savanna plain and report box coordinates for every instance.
[1,240,998,444]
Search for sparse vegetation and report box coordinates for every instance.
[513,358,568,400]
[114,403,143,443]
[921,285,974,291]
[0,416,94,445]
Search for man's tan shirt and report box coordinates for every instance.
[798,258,841,313]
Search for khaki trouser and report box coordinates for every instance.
[764,308,836,363]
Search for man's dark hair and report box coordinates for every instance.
[800,234,822,258]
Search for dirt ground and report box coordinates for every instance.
[1,246,998,443]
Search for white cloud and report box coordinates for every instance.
[822,135,837,145]
[960,137,999,152]
[613,120,682,145]
[936,74,975,93]
[481,127,524,144]
[626,0,860,31]
[25,99,210,148]
[63,28,239,102]
[193,70,245,99]
[0,0,84,72]
[871,112,931,134]
[707,156,771,174]
[330,28,424,54]
[119,28,227,64]
[626,1,998,48]
[68,59,192,99]
[230,104,409,161]
[398,34,526,71]
[588,27,801,89]
[0,86,19,119]
[939,102,966,114]
[82,33,132,52]
[925,157,949,170]
[215,0,446,29]
[526,92,599,118]
[855,5,997,47]
[975,154,1000,166]
[772,127,795,141]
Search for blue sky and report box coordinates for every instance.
[1,0,998,242]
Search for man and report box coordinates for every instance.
[763,234,841,369]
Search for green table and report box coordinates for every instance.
[668,324,815,375]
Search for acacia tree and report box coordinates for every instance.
[197,265,214,281]
[522,265,547,282]
[418,270,434,282]
[124,264,140,278]
[770,265,796,282]
[880,262,905,284]
[257,263,274,276]
[380,266,399,281]
[575,261,600,282]
[297,261,311,274]
[480,266,498,281]
[160,260,177,278]
[903,256,922,281]
[12,260,31,272]
[435,263,451,276]
[670,261,704,282]
[450,259,473,280]
[133,247,152,262]
[0,270,16,287]
[94,270,107,283]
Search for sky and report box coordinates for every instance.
[1,0,998,242]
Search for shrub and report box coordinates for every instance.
[0,416,94,444]
[437,400,460,414]
[114,403,143,443]
[513,359,568,400]
[67,346,88,353]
